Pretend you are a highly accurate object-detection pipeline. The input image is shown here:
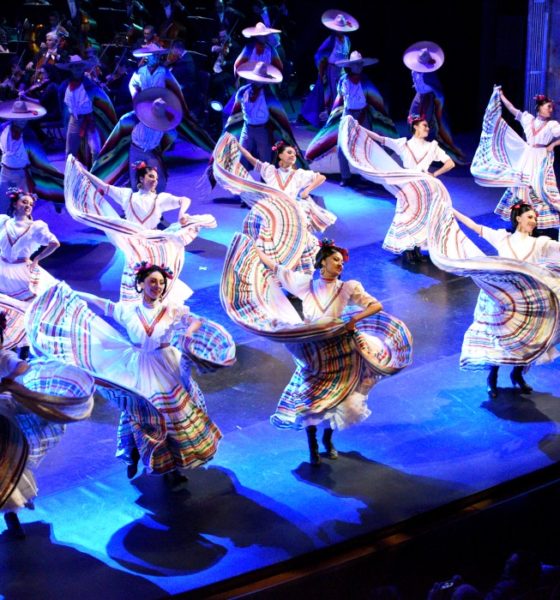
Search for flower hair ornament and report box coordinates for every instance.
[133,261,174,279]
[320,238,349,262]
[6,187,25,200]
[132,160,148,171]
[271,140,296,154]
[534,94,553,104]
[407,113,426,125]
[511,202,538,217]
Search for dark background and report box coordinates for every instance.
[286,0,528,132]
[3,0,529,133]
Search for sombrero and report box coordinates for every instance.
[242,21,281,38]
[132,43,168,58]
[237,60,283,84]
[335,51,378,68]
[56,54,95,71]
[0,98,46,120]
[321,10,359,32]
[133,86,183,131]
[403,41,444,73]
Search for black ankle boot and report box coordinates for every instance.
[322,428,338,459]
[414,246,428,262]
[4,511,25,539]
[164,470,189,491]
[510,366,532,393]
[305,426,321,466]
[126,446,140,480]
[487,366,499,398]
[404,250,418,263]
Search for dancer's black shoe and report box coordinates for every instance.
[4,511,25,540]
[487,366,499,399]
[127,447,140,479]
[164,471,189,491]
[510,366,533,393]
[404,250,418,264]
[305,425,321,466]
[414,246,428,262]
[322,428,338,460]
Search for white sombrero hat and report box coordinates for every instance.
[56,54,95,71]
[0,98,46,120]
[237,61,283,84]
[335,51,378,68]
[403,41,444,73]
[321,10,359,32]
[242,21,281,38]
[133,87,183,131]
[132,43,168,58]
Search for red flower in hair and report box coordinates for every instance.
[534,94,554,104]
[6,187,24,200]
[320,238,349,262]
[133,261,174,279]
[407,113,426,125]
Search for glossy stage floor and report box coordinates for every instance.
[2,134,560,599]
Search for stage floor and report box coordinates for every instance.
[1,135,559,599]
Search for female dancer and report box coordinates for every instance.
[79,162,190,230]
[28,265,225,488]
[236,137,334,275]
[368,115,455,177]
[221,232,411,465]
[366,114,455,261]
[475,87,560,238]
[257,240,384,464]
[0,188,59,302]
[0,313,94,539]
[453,202,560,396]
[237,139,326,200]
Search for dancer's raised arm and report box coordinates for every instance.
[498,87,520,118]
[453,209,483,236]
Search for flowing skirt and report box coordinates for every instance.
[471,88,560,229]
[221,232,413,431]
[27,282,224,474]
[0,357,94,512]
[338,115,438,253]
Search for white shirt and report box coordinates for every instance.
[517,112,560,146]
[0,216,58,261]
[339,77,366,110]
[129,65,167,96]
[276,266,376,321]
[412,71,434,95]
[383,136,450,172]
[106,187,188,230]
[328,36,350,65]
[239,87,269,125]
[481,227,560,263]
[0,126,29,169]
[255,161,316,199]
[64,83,93,118]
[131,122,164,151]
[248,45,273,65]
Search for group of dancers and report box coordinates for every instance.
[0,6,559,544]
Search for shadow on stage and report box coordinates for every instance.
[0,522,164,600]
[106,467,315,577]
